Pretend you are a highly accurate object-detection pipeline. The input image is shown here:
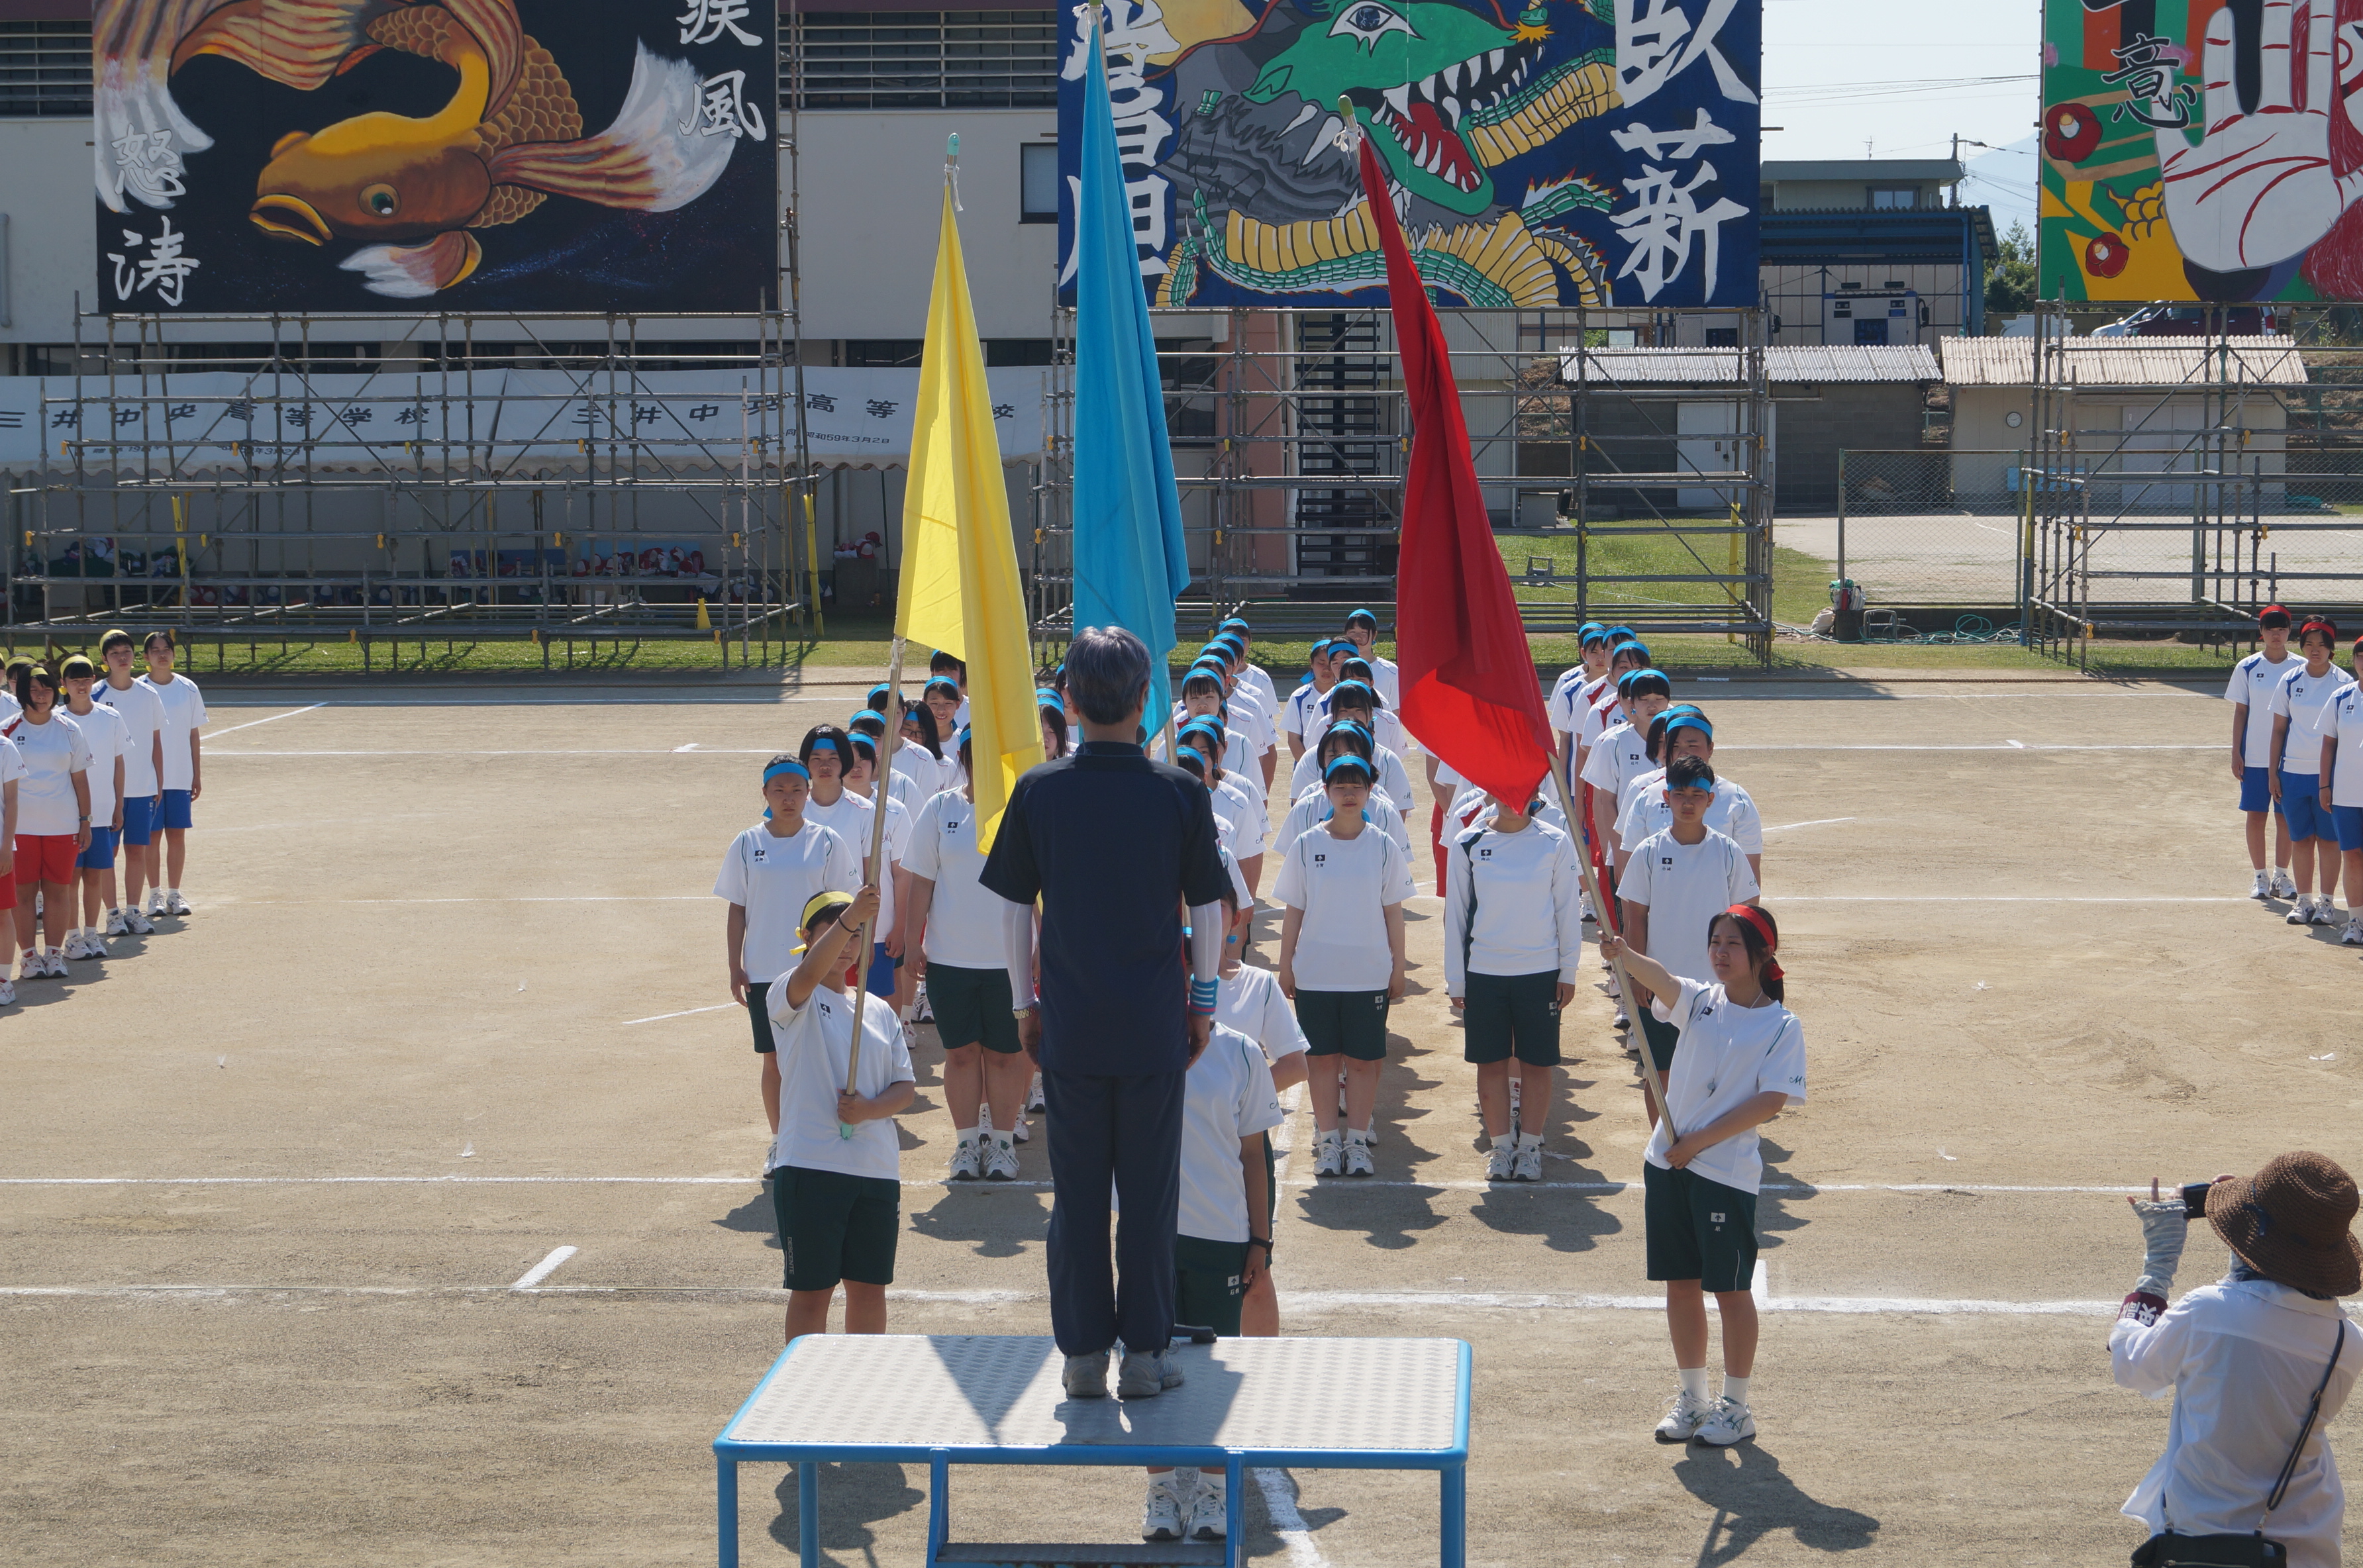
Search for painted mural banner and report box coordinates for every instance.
[92,0,776,311]
[2040,0,2363,303]
[1055,0,1761,309]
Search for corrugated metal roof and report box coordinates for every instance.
[1558,344,1940,385]
[1938,336,2310,387]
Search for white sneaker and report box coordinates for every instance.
[124,908,155,936]
[1655,1389,1711,1444]
[43,948,67,977]
[2344,920,2363,948]
[1694,1396,1756,1447]
[1513,1144,1544,1183]
[1343,1134,1375,1177]
[72,932,104,961]
[912,981,933,1022]
[2289,899,2313,925]
[1010,1114,1030,1145]
[103,909,127,938]
[144,891,164,916]
[1185,1474,1227,1542]
[2252,873,2274,901]
[1485,1141,1515,1182]
[983,1138,1019,1182]
[2314,902,2340,926]
[1313,1130,1344,1178]
[0,979,16,1005]
[1141,1475,1191,1543]
[2274,869,2301,899]
[1509,1079,1523,1115]
[164,891,191,916]
[949,1139,981,1181]
[17,950,37,981]
[1027,1073,1046,1112]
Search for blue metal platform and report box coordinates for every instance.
[713,1334,1471,1567]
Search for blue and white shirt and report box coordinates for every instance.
[2270,662,2355,773]
[2225,650,2301,768]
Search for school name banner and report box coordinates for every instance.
[1056,0,1763,309]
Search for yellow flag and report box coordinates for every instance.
[897,184,1044,849]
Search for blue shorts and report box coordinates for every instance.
[865,940,901,1001]
[2338,806,2363,854]
[2284,774,2332,842]
[2240,769,2282,814]
[120,793,158,846]
[76,827,118,870]
[158,789,193,831]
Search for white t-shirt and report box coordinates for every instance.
[1289,740,1414,809]
[2270,663,2355,773]
[1617,826,1760,989]
[1239,662,1279,712]
[138,673,206,791]
[1273,791,1411,859]
[2317,683,2363,808]
[1274,824,1417,993]
[1177,1024,1285,1245]
[1304,706,1411,766]
[891,742,946,800]
[1579,689,1623,754]
[91,677,166,798]
[1346,650,1400,708]
[2226,651,2303,768]
[1213,775,1267,858]
[764,977,915,1182]
[1643,977,1807,1195]
[0,735,23,842]
[0,689,18,726]
[1282,680,1331,740]
[67,703,130,829]
[1617,773,1764,856]
[903,789,1005,971]
[805,789,907,937]
[1215,963,1311,1065]
[1580,718,1658,807]
[713,819,863,984]
[1547,669,1598,736]
[7,713,91,837]
[1442,817,1584,993]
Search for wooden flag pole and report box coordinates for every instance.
[841,634,907,1136]
[1542,758,1676,1138]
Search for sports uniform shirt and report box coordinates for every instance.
[1351,652,1400,709]
[68,703,130,830]
[1617,773,1764,856]
[2226,652,2302,768]
[91,677,166,797]
[1176,1023,1285,1244]
[1578,687,1624,754]
[0,734,25,832]
[764,977,915,1182]
[1303,705,1411,767]
[1617,826,1759,989]
[2111,1276,2363,1568]
[1282,679,1332,740]
[7,713,91,837]
[1215,963,1311,1065]
[1164,720,1266,808]
[2270,663,2356,771]
[1547,669,1599,736]
[1212,775,1267,858]
[1642,977,1805,1195]
[891,742,946,801]
[980,740,1231,1076]
[903,789,1006,969]
[713,820,862,985]
[1287,738,1413,808]
[1239,663,1280,712]
[136,672,206,791]
[1442,818,1584,995]
[2317,683,2363,807]
[805,789,909,937]
[1273,791,1411,859]
[1580,718,1656,804]
[1273,824,1417,993]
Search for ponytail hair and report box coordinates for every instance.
[1709,905,1784,1004]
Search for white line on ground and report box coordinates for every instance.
[621,1003,738,1026]
[225,895,708,906]
[209,749,779,758]
[1762,817,1854,833]
[1724,742,2214,752]
[672,743,701,752]
[0,1176,2166,1194]
[1753,1259,1769,1309]
[205,704,326,736]
[1251,1467,1333,1568]
[1778,896,2248,903]
[509,1246,577,1291]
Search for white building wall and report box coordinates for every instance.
[0,117,99,344]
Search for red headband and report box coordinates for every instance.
[2301,618,2338,645]
[1723,905,1783,983]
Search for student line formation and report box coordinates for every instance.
[716,613,1801,1541]
[0,629,206,1003]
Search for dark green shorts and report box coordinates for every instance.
[1263,1132,1278,1235]
[1463,970,1562,1067]
[1638,1006,1680,1073]
[1174,1234,1251,1336]
[772,1165,901,1291]
[1295,989,1390,1060]
[746,989,779,1055]
[1644,1161,1758,1293]
[927,961,1021,1054]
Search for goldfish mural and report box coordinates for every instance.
[2039,0,2363,303]
[93,0,774,310]
[1058,0,1760,308]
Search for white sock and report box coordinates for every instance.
[1678,1366,1710,1401]
[1517,1130,1543,1152]
[1491,1132,1515,1152]
[1721,1373,1751,1408]
[2278,864,2293,880]
[2257,868,2272,885]
[991,1130,1014,1152]
[1347,1126,1370,1146]
[956,1126,980,1148]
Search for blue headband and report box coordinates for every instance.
[1346,608,1377,626]
[805,736,842,756]
[925,677,960,698]
[1627,669,1672,700]
[1578,621,1607,645]
[1329,679,1374,704]
[1607,625,1634,640]
[866,685,890,707]
[1324,754,1376,781]
[1664,712,1713,742]
[1036,687,1062,705]
[764,758,810,784]
[956,725,972,749]
[1221,618,1249,633]
[1327,718,1370,740]
[1179,716,1225,742]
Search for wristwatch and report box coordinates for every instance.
[1248,1235,1272,1259]
[1011,1004,1037,1020]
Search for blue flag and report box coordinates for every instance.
[1070,19,1188,731]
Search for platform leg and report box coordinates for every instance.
[1225,1456,1244,1568]
[927,1452,950,1565]
[717,1457,738,1568]
[1440,1465,1466,1568]
[798,1461,820,1568]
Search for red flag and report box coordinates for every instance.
[1354,124,1554,808]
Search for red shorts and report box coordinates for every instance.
[0,869,15,910]
[15,834,77,887]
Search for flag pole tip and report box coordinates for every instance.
[946,132,959,158]
[1337,95,1356,121]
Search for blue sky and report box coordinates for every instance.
[1762,0,2040,236]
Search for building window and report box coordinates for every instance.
[0,22,93,117]
[985,338,1054,366]
[1867,185,1919,210]
[1703,328,1738,346]
[843,340,925,368]
[788,11,1058,110]
[1020,143,1059,222]
[1854,318,1889,345]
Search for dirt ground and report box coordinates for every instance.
[3,667,2358,1567]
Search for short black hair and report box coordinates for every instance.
[1666,756,1717,793]
[799,724,853,769]
[929,650,965,675]
[1066,626,1152,726]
